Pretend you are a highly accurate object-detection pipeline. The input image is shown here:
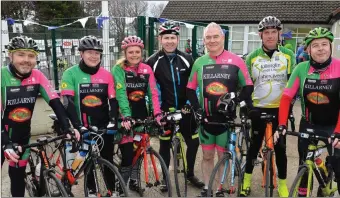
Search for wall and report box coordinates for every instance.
[332,20,340,58]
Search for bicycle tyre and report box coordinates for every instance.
[265,150,274,197]
[173,138,187,197]
[84,157,128,197]
[289,166,311,197]
[43,170,68,197]
[207,153,242,197]
[137,147,172,197]
[25,154,39,197]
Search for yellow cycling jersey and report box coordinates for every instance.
[246,46,296,108]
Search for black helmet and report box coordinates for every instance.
[158,21,180,35]
[217,92,237,118]
[78,35,103,52]
[8,36,39,53]
[258,16,282,32]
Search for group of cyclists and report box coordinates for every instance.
[2,14,340,198]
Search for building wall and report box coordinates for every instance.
[332,20,340,58]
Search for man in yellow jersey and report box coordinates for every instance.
[240,16,296,197]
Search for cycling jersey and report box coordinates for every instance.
[146,49,193,111]
[279,58,340,133]
[61,65,115,128]
[112,62,161,119]
[1,66,67,146]
[246,46,295,108]
[187,50,253,134]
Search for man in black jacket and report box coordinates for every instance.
[146,21,204,191]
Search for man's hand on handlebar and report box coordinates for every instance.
[329,135,340,149]
[65,128,81,141]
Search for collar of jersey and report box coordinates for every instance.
[209,50,226,60]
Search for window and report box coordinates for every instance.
[230,26,244,55]
[248,26,261,53]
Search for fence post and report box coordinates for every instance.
[137,16,146,43]
[192,26,197,60]
[51,29,59,90]
[148,17,155,57]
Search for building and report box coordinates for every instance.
[161,1,340,57]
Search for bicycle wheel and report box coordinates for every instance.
[207,153,242,197]
[265,150,274,197]
[42,170,68,197]
[173,138,187,197]
[137,147,172,197]
[289,166,312,197]
[25,153,39,197]
[84,157,128,197]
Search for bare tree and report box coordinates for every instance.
[149,3,166,18]
[109,1,148,50]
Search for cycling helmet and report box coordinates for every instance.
[78,35,103,52]
[158,21,180,35]
[258,16,282,32]
[8,36,39,53]
[121,36,144,50]
[217,92,237,118]
[304,27,334,46]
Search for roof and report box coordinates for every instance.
[160,1,340,24]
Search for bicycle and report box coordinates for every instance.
[46,115,128,197]
[258,112,277,197]
[283,129,339,197]
[129,117,172,197]
[206,120,245,197]
[236,114,252,168]
[23,134,72,197]
[162,108,189,197]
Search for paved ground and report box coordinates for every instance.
[2,101,339,197]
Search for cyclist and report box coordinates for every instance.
[274,27,340,196]
[145,21,204,190]
[186,22,253,197]
[1,36,80,197]
[241,16,296,197]
[60,35,118,196]
[111,35,163,190]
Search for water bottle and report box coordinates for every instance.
[315,157,328,181]
[65,142,75,169]
[35,162,41,181]
[71,150,87,171]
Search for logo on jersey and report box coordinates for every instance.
[116,83,122,89]
[128,91,145,102]
[206,82,228,96]
[306,92,330,104]
[9,107,32,122]
[82,95,102,107]
[61,83,67,89]
[26,85,35,92]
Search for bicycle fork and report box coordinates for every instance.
[220,132,237,194]
[261,123,277,189]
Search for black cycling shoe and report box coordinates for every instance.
[198,189,213,197]
[160,180,168,192]
[188,175,205,188]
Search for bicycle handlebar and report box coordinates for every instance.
[21,134,68,150]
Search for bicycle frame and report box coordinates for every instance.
[260,121,277,189]
[301,143,337,196]
[173,131,188,172]
[132,126,161,187]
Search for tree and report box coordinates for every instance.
[109,1,148,50]
[1,1,35,20]
[149,3,167,18]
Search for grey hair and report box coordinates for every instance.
[203,22,224,38]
